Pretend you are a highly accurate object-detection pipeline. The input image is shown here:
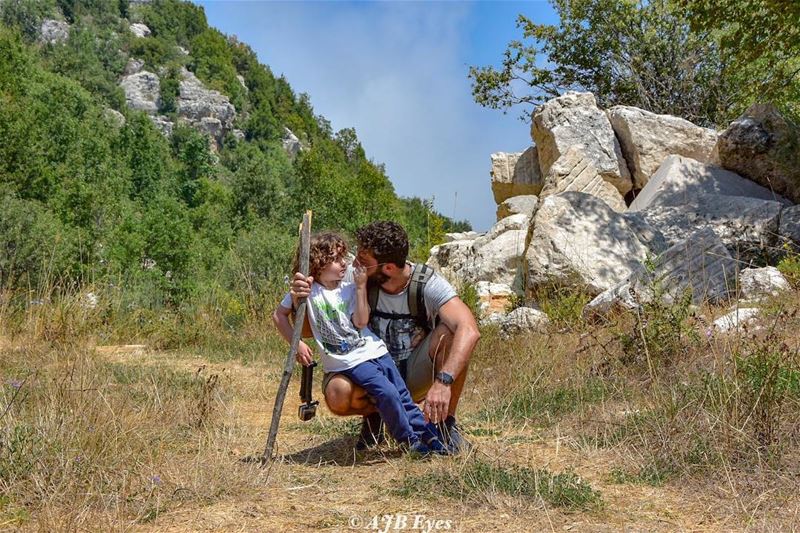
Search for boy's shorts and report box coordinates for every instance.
[322,334,434,403]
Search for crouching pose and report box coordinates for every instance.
[273,232,448,455]
[290,221,481,452]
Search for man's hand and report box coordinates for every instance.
[295,340,313,366]
[291,272,313,302]
[423,382,451,424]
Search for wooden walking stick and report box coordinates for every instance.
[262,210,312,462]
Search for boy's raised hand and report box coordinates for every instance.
[353,262,368,288]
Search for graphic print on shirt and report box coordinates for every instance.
[370,315,424,362]
[311,293,365,355]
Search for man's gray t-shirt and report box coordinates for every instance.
[368,264,457,362]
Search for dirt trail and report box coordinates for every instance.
[95,348,736,533]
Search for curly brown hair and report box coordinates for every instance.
[355,221,408,267]
[294,232,349,280]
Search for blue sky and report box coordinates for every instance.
[195,1,559,231]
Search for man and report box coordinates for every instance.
[290,221,480,451]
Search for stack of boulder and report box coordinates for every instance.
[429,92,799,331]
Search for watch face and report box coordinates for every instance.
[436,372,454,385]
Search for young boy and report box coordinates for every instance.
[273,232,448,455]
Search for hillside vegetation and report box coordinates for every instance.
[0,0,468,342]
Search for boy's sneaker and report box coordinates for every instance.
[440,415,471,454]
[355,412,385,450]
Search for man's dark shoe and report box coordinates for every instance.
[355,412,385,450]
[440,415,472,454]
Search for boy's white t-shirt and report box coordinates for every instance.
[280,280,387,373]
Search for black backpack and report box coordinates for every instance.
[367,263,436,333]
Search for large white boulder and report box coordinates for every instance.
[496,195,538,221]
[583,227,738,318]
[540,146,626,212]
[739,267,790,301]
[639,194,783,261]
[427,239,475,284]
[718,104,800,204]
[499,307,550,336]
[713,308,760,334]
[120,71,161,114]
[464,214,529,287]
[629,156,788,212]
[532,92,632,195]
[490,147,544,204]
[525,192,650,295]
[608,106,718,189]
[649,227,737,305]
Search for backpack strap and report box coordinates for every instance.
[367,281,380,320]
[409,263,435,332]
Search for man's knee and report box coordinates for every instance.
[324,375,354,416]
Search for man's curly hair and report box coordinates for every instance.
[294,232,349,280]
[355,221,409,267]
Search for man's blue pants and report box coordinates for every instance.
[339,353,437,445]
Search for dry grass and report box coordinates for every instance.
[3,287,800,531]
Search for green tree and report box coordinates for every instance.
[470,0,732,126]
[678,0,800,119]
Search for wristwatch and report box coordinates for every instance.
[435,371,454,386]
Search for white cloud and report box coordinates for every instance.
[199,1,532,230]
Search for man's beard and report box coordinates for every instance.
[369,269,390,286]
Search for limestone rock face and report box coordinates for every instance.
[282,127,303,158]
[444,231,480,243]
[496,195,538,221]
[532,92,632,195]
[130,23,152,38]
[40,19,69,45]
[525,192,650,294]
[499,307,550,336]
[583,228,738,318]
[120,71,161,114]
[718,104,800,203]
[236,74,248,91]
[490,147,543,204]
[739,267,790,301]
[464,214,529,287]
[608,106,719,189]
[629,155,788,212]
[540,146,626,212]
[177,68,236,136]
[103,108,126,128]
[149,115,173,136]
[640,194,783,261]
[649,227,737,305]
[713,308,760,333]
[475,282,515,323]
[778,205,800,249]
[427,240,475,283]
[124,58,144,75]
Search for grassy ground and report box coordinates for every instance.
[2,289,800,531]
